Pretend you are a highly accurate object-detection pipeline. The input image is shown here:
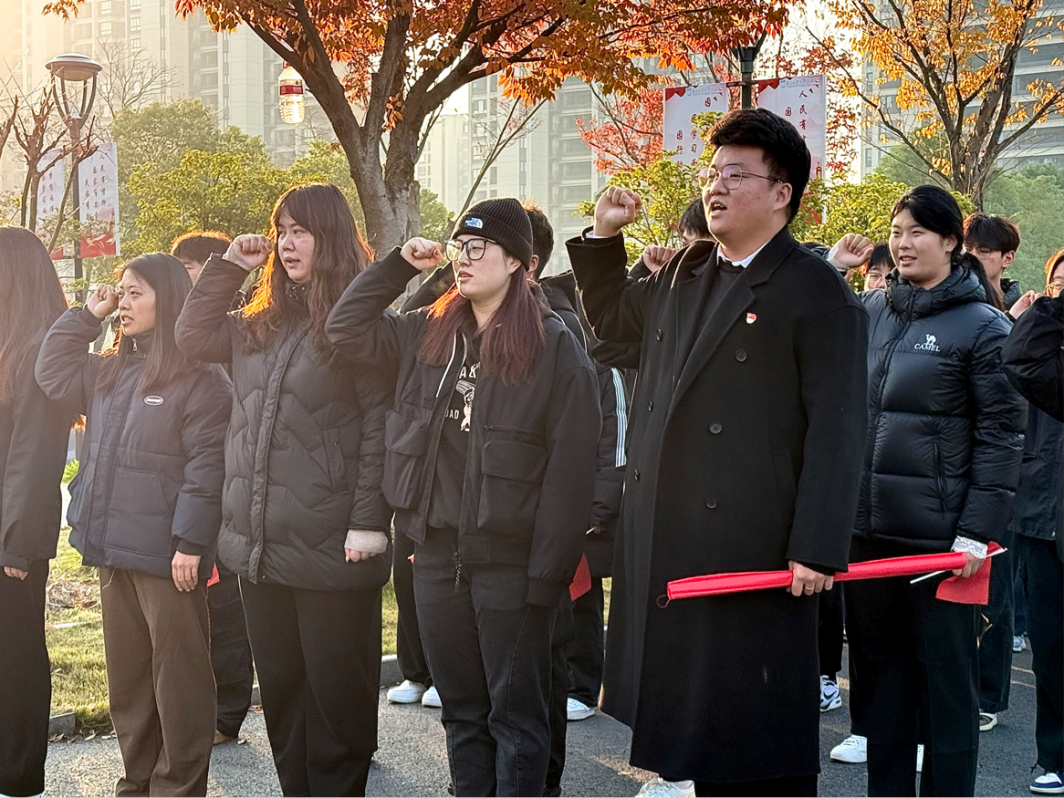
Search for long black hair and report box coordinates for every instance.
[0,228,68,405]
[96,254,203,393]
[890,185,1001,309]
[241,183,372,364]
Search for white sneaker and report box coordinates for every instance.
[386,680,427,704]
[422,685,442,708]
[820,676,842,712]
[917,744,924,772]
[1014,635,1028,653]
[567,697,596,722]
[635,778,696,798]
[980,712,998,732]
[830,735,867,764]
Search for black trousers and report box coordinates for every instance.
[240,579,382,797]
[414,534,555,797]
[818,583,845,678]
[546,594,576,797]
[694,775,817,796]
[208,565,254,737]
[978,536,1015,713]
[567,578,605,706]
[394,531,432,686]
[1018,535,1063,773]
[0,561,51,798]
[848,537,980,797]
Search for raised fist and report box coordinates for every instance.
[641,245,677,274]
[86,284,119,320]
[401,237,445,271]
[225,234,273,273]
[831,233,876,269]
[594,187,642,238]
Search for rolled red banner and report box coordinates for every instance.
[666,551,970,602]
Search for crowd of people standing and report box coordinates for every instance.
[0,106,1061,798]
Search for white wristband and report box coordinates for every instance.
[951,536,989,559]
[345,530,388,554]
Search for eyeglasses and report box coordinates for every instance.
[1047,279,1064,298]
[445,238,495,262]
[700,164,784,190]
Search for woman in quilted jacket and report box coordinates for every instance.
[846,185,1027,797]
[175,183,392,797]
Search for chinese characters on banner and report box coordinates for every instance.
[662,75,827,180]
[37,153,65,223]
[662,83,729,165]
[78,141,121,258]
[754,75,826,180]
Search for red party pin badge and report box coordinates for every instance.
[746,313,757,324]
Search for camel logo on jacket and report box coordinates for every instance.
[914,334,941,353]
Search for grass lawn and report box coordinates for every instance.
[47,530,401,734]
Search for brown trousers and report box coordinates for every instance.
[100,567,216,797]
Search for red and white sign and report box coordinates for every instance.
[78,141,121,258]
[662,83,729,165]
[755,75,827,181]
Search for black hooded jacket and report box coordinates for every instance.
[325,250,601,607]
[35,308,231,579]
[855,266,1027,549]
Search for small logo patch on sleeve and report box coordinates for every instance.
[144,396,164,406]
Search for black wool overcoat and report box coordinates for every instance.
[567,226,869,782]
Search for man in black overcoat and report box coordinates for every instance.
[567,109,869,796]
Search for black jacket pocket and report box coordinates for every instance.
[383,411,429,510]
[477,439,547,538]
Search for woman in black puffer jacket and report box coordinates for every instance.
[175,183,391,798]
[846,185,1027,798]
[36,254,231,796]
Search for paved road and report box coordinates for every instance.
[45,646,1042,797]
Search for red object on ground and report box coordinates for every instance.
[207,564,220,587]
[570,555,592,601]
[666,551,972,602]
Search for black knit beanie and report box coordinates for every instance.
[453,198,534,268]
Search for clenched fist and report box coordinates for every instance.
[641,245,677,274]
[594,187,642,238]
[401,237,445,271]
[86,284,119,320]
[225,234,273,273]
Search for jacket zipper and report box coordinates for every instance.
[864,290,917,533]
[933,441,947,515]
[453,547,463,593]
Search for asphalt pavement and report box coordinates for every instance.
[45,645,1042,797]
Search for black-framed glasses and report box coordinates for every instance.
[446,237,495,262]
[700,164,784,190]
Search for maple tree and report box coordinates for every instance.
[45,0,791,254]
[815,0,1064,207]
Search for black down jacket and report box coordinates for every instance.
[175,257,393,592]
[35,308,231,580]
[0,331,78,571]
[855,266,1027,549]
[325,250,601,607]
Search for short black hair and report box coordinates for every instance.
[867,242,893,272]
[679,198,711,240]
[171,231,231,264]
[708,109,810,222]
[964,213,1020,254]
[523,201,554,279]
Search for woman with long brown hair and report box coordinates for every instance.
[325,198,601,796]
[0,228,73,798]
[35,253,231,796]
[175,183,392,797]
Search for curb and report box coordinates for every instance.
[50,654,405,736]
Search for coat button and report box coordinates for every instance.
[648,401,654,412]
[705,497,718,509]
[710,422,722,434]
[634,469,641,481]
[735,349,748,362]
[655,329,663,341]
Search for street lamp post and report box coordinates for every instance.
[46,53,102,303]
[731,33,767,110]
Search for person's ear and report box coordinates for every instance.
[505,255,523,276]
[528,254,540,276]
[1003,251,1015,268]
[774,182,793,215]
